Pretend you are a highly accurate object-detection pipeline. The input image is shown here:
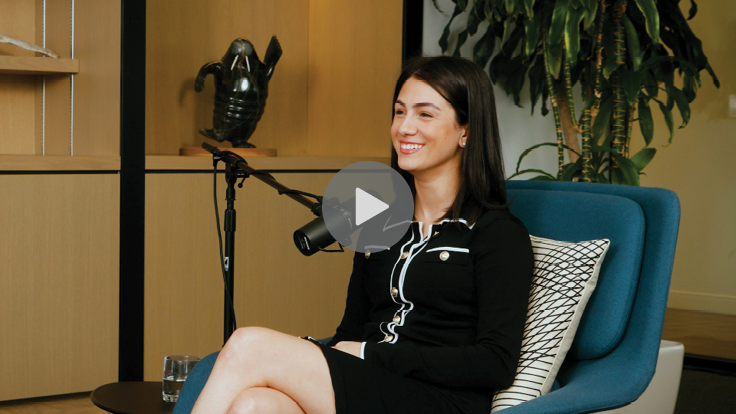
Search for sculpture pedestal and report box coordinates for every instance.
[180,147,277,157]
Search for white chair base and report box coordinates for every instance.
[605,340,684,414]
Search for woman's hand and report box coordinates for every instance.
[332,341,362,358]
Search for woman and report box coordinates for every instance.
[191,56,533,414]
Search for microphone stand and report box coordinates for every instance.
[201,143,322,343]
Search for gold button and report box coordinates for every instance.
[393,315,401,323]
[401,251,409,259]
[391,287,399,297]
[439,251,450,261]
[384,334,394,342]
[365,251,370,259]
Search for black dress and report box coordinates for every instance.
[314,208,534,414]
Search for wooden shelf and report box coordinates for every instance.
[0,56,79,75]
[0,155,120,171]
[146,156,391,171]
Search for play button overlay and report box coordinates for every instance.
[355,188,389,226]
[322,161,413,254]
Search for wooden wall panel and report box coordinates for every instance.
[307,0,403,157]
[0,0,36,155]
[42,0,72,156]
[145,0,309,155]
[144,172,354,380]
[0,174,119,401]
[72,0,121,156]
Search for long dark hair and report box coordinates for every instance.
[390,56,508,225]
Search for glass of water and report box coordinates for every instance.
[162,355,200,402]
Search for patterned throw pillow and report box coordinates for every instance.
[491,236,611,412]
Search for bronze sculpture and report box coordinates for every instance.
[195,37,282,148]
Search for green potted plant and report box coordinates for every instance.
[437,0,719,185]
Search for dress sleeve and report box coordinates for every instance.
[326,252,371,347]
[362,217,533,390]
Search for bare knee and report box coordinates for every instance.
[228,388,294,414]
[219,327,274,360]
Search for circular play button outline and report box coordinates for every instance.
[322,161,414,253]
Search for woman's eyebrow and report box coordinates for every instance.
[394,99,440,111]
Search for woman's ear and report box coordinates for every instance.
[458,125,469,148]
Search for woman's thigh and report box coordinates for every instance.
[197,327,336,414]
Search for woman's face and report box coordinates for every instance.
[391,77,467,178]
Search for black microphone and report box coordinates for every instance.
[293,190,381,256]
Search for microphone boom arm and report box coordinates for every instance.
[201,142,321,215]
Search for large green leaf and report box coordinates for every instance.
[523,0,536,18]
[548,0,570,48]
[592,95,614,141]
[631,147,657,172]
[622,69,643,107]
[667,84,691,127]
[560,159,583,181]
[453,30,469,56]
[514,142,580,173]
[611,155,641,186]
[473,26,496,70]
[655,98,675,144]
[544,38,564,79]
[633,0,660,45]
[687,0,698,20]
[524,10,541,57]
[504,0,516,14]
[583,0,599,30]
[638,97,654,146]
[621,15,642,72]
[564,6,586,65]
[439,3,466,53]
[508,168,557,180]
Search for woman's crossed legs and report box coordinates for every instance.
[191,327,336,414]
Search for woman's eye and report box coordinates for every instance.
[420,112,433,118]
[394,109,405,115]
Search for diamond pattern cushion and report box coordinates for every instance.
[491,236,610,412]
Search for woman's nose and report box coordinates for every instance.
[398,117,417,136]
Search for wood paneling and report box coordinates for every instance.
[0,174,120,401]
[0,155,120,171]
[0,0,36,155]
[307,0,403,157]
[144,172,354,380]
[145,0,310,155]
[42,0,72,156]
[72,0,121,156]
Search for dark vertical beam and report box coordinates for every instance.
[119,0,146,382]
[403,0,424,64]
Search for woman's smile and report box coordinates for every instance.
[399,140,425,154]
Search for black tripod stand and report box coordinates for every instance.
[202,143,323,343]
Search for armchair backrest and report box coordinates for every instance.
[507,188,646,360]
[505,181,680,412]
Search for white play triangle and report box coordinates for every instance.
[355,187,389,226]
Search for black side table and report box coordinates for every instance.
[91,382,174,414]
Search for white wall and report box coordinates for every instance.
[422,0,736,315]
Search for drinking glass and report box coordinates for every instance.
[162,355,200,402]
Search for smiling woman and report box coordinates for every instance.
[187,56,533,414]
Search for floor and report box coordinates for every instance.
[662,308,736,360]
[1,309,734,413]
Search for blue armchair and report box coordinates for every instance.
[174,181,680,414]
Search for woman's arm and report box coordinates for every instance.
[326,252,372,347]
[360,217,533,389]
